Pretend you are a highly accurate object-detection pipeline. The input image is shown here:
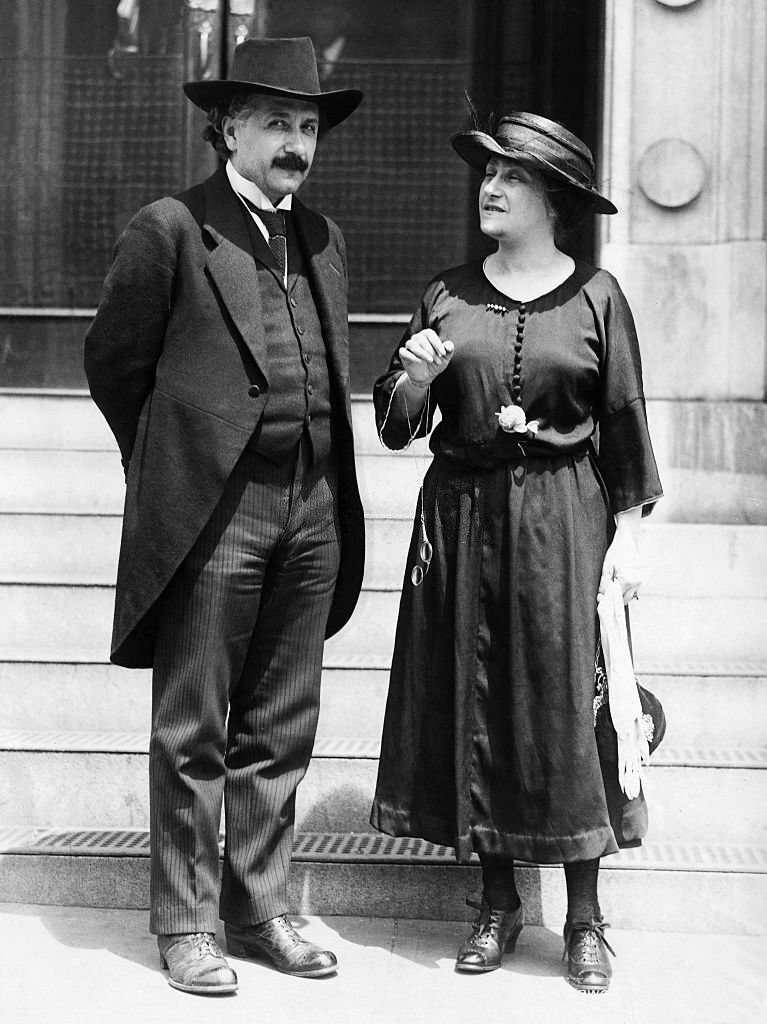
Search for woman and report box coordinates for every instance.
[369,113,663,994]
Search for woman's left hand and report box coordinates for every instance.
[599,509,643,604]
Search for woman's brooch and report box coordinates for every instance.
[495,404,539,437]
[486,302,511,316]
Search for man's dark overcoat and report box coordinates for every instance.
[85,165,365,668]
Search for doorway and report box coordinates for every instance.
[0,0,603,389]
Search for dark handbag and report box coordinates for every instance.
[593,607,666,848]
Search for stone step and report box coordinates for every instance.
[0,394,426,454]
[3,444,766,529]
[3,394,764,935]
[648,672,767,748]
[3,512,767,600]
[0,451,126,514]
[1,582,766,670]
[0,449,431,517]
[3,393,767,522]
[0,449,434,522]
[0,514,123,585]
[0,827,764,934]
[0,662,765,749]
[0,393,116,451]
[327,592,767,674]
[0,732,764,844]
[1,391,766,469]
[0,663,390,741]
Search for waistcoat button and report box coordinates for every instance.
[247,384,261,398]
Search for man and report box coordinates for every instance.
[84,37,364,996]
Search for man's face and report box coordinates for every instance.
[223,95,320,204]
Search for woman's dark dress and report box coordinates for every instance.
[369,260,663,864]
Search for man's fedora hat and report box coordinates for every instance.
[452,112,617,214]
[184,36,362,130]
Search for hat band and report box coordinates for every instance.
[500,115,594,168]
[492,140,593,189]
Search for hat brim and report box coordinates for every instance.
[184,80,363,130]
[451,130,617,215]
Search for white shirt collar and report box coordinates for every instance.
[226,160,293,212]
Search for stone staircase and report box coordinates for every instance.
[1,392,766,934]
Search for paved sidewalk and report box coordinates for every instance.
[2,904,765,1024]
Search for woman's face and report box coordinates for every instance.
[478,156,553,243]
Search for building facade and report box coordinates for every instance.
[1,0,765,519]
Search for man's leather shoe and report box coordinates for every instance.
[157,932,238,995]
[563,918,615,994]
[455,902,523,972]
[225,916,338,978]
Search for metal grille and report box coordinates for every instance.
[0,55,485,313]
[0,827,151,857]
[0,55,185,308]
[2,731,765,770]
[61,56,185,304]
[1,827,766,874]
[292,833,457,863]
[299,60,479,312]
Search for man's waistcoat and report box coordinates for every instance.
[243,210,332,469]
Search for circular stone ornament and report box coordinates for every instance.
[637,138,706,208]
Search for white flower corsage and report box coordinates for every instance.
[495,404,539,437]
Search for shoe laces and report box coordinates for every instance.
[564,918,616,962]
[191,932,220,959]
[466,899,506,945]
[273,914,302,948]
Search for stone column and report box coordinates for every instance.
[600,0,767,400]
[599,0,767,522]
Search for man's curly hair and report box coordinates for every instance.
[201,92,328,159]
[201,94,258,160]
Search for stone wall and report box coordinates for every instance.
[600,0,767,401]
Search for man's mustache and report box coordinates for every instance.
[273,154,309,172]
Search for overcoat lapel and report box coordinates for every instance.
[199,172,349,397]
[202,168,270,381]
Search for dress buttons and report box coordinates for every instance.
[290,297,297,308]
[304,352,312,364]
[512,304,527,405]
[247,384,261,398]
[307,384,314,395]
[296,325,305,335]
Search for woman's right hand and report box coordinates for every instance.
[399,329,455,388]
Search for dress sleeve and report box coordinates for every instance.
[372,281,440,450]
[596,277,663,516]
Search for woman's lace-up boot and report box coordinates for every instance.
[455,899,524,972]
[563,917,615,994]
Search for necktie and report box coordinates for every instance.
[240,196,287,278]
